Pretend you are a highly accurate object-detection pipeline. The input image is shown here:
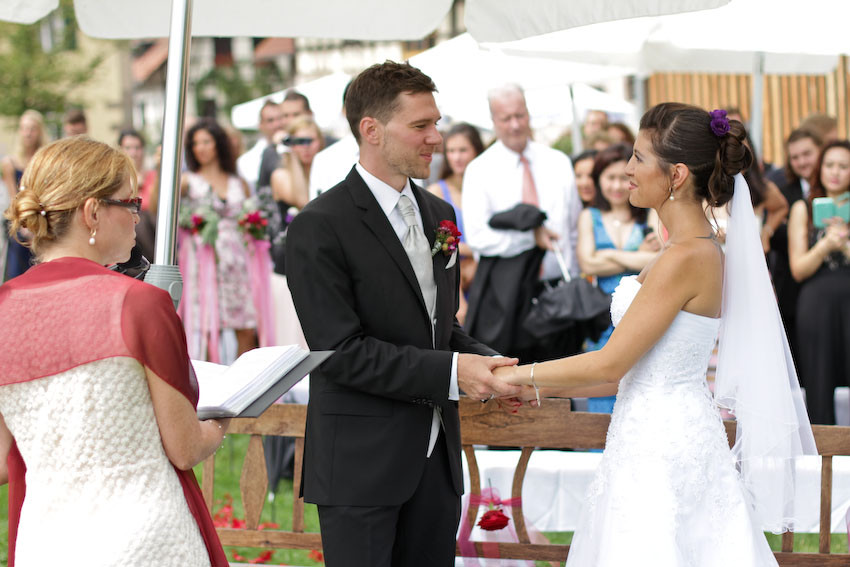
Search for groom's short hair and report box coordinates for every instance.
[345,60,437,143]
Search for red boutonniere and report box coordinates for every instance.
[431,220,462,257]
[478,508,510,531]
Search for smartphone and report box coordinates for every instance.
[813,195,850,228]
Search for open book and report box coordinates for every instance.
[193,346,331,419]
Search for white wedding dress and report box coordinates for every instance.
[565,276,778,566]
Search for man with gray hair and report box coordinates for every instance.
[463,84,583,362]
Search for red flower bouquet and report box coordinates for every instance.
[431,220,462,257]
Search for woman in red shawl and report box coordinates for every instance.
[0,137,229,566]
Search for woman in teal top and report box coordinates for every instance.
[577,144,661,413]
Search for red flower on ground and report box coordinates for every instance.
[308,549,324,562]
[478,508,510,531]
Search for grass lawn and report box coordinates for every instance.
[1,437,848,566]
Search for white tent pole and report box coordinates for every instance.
[569,84,583,154]
[144,0,193,307]
[750,52,765,161]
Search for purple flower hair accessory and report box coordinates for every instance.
[709,109,730,137]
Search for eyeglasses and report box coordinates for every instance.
[100,197,142,214]
[284,136,316,146]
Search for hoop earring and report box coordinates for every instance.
[89,229,96,246]
[668,186,675,201]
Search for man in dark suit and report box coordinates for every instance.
[286,61,520,567]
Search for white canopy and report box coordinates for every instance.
[486,0,846,75]
[1,0,730,42]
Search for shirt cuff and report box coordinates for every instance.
[449,352,459,401]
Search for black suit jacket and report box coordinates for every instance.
[286,167,496,507]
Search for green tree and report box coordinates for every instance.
[0,1,102,123]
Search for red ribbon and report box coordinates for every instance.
[457,487,533,566]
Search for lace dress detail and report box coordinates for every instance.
[566,275,778,566]
[0,358,209,567]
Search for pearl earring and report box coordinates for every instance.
[669,186,675,201]
[89,229,96,246]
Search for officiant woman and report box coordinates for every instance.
[0,136,229,566]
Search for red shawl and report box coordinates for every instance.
[0,257,228,566]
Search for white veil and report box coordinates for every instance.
[714,173,818,534]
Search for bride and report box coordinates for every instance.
[495,103,816,566]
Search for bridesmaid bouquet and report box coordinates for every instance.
[178,204,219,246]
[237,199,270,241]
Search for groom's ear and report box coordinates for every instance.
[359,116,381,146]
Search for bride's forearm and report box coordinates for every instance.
[538,383,619,399]
[507,350,622,390]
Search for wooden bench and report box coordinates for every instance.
[201,398,850,565]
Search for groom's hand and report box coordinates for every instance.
[457,354,520,400]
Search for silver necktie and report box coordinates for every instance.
[397,195,436,318]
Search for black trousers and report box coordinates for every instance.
[317,431,461,567]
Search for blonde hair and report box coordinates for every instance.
[14,109,47,163]
[287,116,325,152]
[5,137,137,255]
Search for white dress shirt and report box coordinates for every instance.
[310,136,360,202]
[236,138,270,194]
[355,163,459,457]
[462,139,582,279]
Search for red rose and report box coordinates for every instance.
[440,220,462,238]
[477,508,510,531]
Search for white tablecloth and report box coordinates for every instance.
[462,449,850,534]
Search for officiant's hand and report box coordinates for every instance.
[458,354,520,400]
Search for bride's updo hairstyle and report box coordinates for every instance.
[639,102,752,207]
[5,136,136,256]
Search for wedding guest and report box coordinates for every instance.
[606,122,635,145]
[496,103,815,564]
[768,128,824,359]
[788,140,850,425]
[582,109,609,141]
[237,100,285,193]
[118,129,157,212]
[62,108,88,137]
[571,149,598,207]
[464,83,583,362]
[576,143,660,414]
[0,136,229,566]
[257,91,314,193]
[585,130,615,152]
[427,122,485,324]
[268,116,324,347]
[2,109,47,281]
[180,118,260,360]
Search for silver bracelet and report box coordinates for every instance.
[530,362,541,406]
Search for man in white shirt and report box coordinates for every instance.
[236,100,284,193]
[463,83,583,360]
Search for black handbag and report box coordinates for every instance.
[522,243,611,340]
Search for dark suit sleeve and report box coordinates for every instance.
[287,207,455,403]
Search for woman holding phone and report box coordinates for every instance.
[788,139,850,424]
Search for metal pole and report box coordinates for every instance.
[750,52,765,161]
[144,0,193,308]
[570,84,583,154]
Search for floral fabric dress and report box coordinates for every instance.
[182,171,256,331]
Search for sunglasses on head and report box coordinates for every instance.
[284,136,316,146]
[100,197,142,214]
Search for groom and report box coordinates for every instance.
[286,61,519,566]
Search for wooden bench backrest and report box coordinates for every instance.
[202,399,850,564]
